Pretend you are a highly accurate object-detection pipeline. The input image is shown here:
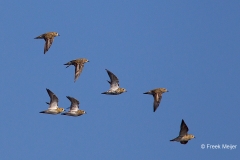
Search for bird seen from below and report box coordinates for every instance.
[61,96,86,117]
[170,119,195,144]
[39,88,64,115]
[101,69,127,95]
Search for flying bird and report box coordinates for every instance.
[64,58,89,82]
[39,88,64,114]
[61,96,86,117]
[101,69,127,95]
[170,119,195,144]
[143,88,168,112]
[34,32,60,54]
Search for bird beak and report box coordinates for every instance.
[58,34,60,36]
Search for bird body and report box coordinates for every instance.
[101,69,126,95]
[143,88,168,112]
[61,96,86,117]
[170,119,195,144]
[64,58,89,82]
[39,108,64,114]
[61,110,86,117]
[39,88,64,115]
[34,32,60,54]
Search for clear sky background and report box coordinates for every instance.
[0,0,239,159]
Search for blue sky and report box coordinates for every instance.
[0,0,239,159]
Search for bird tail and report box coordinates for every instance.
[143,91,151,94]
[39,111,45,113]
[34,35,44,39]
[64,62,72,68]
[101,92,107,94]
[170,137,180,142]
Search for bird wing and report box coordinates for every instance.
[106,69,119,91]
[179,119,189,136]
[74,63,84,82]
[46,88,58,109]
[67,96,79,112]
[44,37,54,54]
[153,92,162,112]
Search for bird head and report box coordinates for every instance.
[53,32,60,37]
[160,88,168,93]
[190,134,195,139]
[121,88,127,93]
[58,108,65,113]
